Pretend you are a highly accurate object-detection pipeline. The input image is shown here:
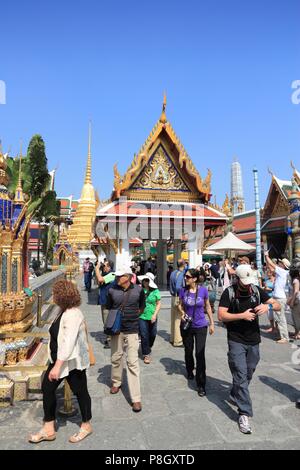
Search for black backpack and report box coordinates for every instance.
[227,284,261,313]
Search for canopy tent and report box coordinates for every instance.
[202,249,221,255]
[207,232,255,252]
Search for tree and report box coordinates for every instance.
[27,135,50,199]
[8,135,60,270]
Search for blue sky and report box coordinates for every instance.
[1,0,299,209]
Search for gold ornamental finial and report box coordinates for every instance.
[14,139,24,203]
[160,91,167,123]
[84,121,92,185]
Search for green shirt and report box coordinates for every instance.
[139,288,161,320]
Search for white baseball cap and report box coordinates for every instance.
[114,265,133,276]
[235,264,255,285]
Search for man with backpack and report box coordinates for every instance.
[218,264,280,434]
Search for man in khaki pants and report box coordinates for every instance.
[106,266,146,412]
[169,260,186,346]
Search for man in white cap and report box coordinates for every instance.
[218,264,280,434]
[106,265,145,412]
[265,252,291,343]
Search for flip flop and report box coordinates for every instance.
[69,428,93,443]
[29,430,56,443]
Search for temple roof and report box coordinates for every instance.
[112,96,212,203]
[96,199,227,226]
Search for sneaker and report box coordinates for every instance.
[276,338,289,344]
[238,415,252,434]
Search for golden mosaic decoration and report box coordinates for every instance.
[132,146,190,192]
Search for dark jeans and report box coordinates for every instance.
[84,272,92,291]
[180,326,208,388]
[42,364,92,422]
[228,340,260,417]
[139,318,157,356]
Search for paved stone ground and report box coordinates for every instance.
[1,280,300,450]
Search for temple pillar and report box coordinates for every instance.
[173,239,181,268]
[156,240,167,287]
[188,236,202,268]
[115,238,131,271]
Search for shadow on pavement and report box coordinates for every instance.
[87,288,99,305]
[160,357,186,376]
[259,375,300,402]
[90,330,106,346]
[157,329,171,343]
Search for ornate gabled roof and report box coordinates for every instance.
[112,96,212,203]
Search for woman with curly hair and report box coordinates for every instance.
[29,279,92,444]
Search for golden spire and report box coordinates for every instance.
[14,140,24,203]
[84,121,92,185]
[159,91,167,123]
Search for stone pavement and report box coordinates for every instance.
[1,280,300,450]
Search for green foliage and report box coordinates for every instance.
[27,135,50,199]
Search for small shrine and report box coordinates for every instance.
[52,225,79,276]
[0,146,35,365]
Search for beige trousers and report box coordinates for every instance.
[110,332,141,403]
[291,301,300,333]
[273,298,289,340]
[170,296,183,346]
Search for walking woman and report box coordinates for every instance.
[138,272,161,364]
[178,269,215,396]
[29,279,92,444]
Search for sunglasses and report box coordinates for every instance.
[185,274,193,279]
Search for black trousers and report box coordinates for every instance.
[180,326,208,388]
[42,364,92,422]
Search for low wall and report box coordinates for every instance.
[29,270,65,314]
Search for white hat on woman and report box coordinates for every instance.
[138,272,158,289]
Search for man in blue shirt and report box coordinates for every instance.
[169,259,185,346]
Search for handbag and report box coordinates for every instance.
[104,289,131,336]
[182,286,199,331]
[84,322,95,366]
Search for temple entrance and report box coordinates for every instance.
[94,98,227,280]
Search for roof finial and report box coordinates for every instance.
[268,167,274,178]
[14,139,25,203]
[160,91,167,123]
[84,121,92,184]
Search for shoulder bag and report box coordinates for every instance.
[104,288,131,336]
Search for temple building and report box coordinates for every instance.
[206,163,300,260]
[94,96,227,285]
[68,124,98,263]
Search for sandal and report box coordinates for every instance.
[144,356,151,364]
[69,428,93,443]
[29,429,56,443]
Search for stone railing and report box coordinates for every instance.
[29,269,66,314]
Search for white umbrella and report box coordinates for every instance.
[207,232,255,252]
[202,249,221,255]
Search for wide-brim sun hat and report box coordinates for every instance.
[138,272,158,289]
[279,258,291,270]
[235,264,255,285]
[114,265,133,276]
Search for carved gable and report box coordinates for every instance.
[131,144,190,193]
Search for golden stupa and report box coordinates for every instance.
[68,123,97,248]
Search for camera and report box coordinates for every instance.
[182,314,193,331]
